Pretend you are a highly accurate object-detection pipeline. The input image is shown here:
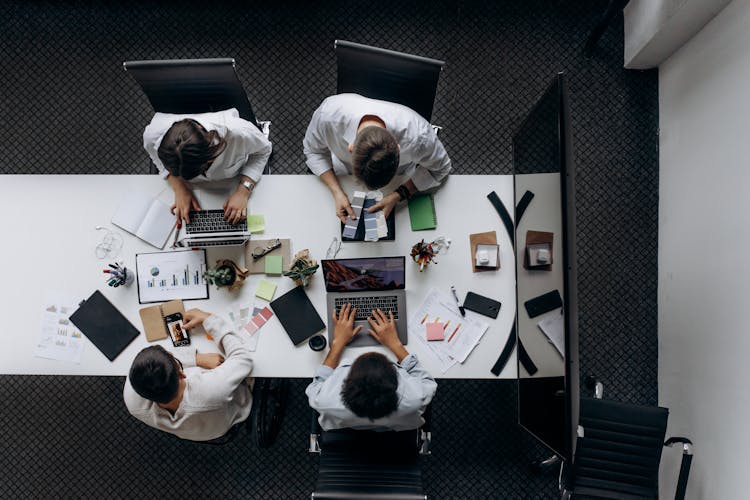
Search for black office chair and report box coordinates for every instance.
[334,40,445,124]
[309,407,432,499]
[561,393,694,499]
[123,58,271,173]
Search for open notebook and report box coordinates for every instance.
[112,190,175,249]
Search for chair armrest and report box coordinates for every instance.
[665,437,694,500]
[309,410,321,454]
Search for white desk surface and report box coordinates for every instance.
[0,174,516,379]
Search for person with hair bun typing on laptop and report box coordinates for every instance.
[143,108,271,225]
[123,308,253,442]
[306,304,436,431]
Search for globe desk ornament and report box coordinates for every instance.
[203,259,249,291]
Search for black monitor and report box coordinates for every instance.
[513,73,579,461]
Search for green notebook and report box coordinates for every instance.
[408,194,437,230]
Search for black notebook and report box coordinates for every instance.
[69,290,140,361]
[269,286,325,345]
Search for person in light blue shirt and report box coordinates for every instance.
[305,304,437,431]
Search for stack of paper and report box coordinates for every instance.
[408,288,489,372]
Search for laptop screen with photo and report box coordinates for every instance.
[322,257,405,292]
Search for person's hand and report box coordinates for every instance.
[171,188,201,224]
[365,192,400,219]
[367,309,401,350]
[196,352,225,369]
[334,191,355,224]
[183,308,211,329]
[223,188,250,224]
[331,303,362,349]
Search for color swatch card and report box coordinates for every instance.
[244,306,274,336]
[255,279,277,301]
[342,191,366,239]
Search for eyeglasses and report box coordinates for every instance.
[252,238,282,260]
[326,237,342,259]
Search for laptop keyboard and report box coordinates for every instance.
[334,296,399,321]
[186,210,247,234]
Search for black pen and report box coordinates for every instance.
[450,285,465,316]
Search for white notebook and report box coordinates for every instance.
[111,191,175,249]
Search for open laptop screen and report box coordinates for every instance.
[322,257,405,292]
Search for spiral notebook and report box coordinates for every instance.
[408,194,437,230]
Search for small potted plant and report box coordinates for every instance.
[203,259,249,291]
[283,249,319,287]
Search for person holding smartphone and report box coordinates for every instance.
[123,308,253,442]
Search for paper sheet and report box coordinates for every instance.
[35,292,85,363]
[537,313,565,357]
[408,288,489,372]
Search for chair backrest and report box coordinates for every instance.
[123,58,259,126]
[568,397,669,499]
[314,428,424,500]
[335,40,444,122]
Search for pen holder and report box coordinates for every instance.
[122,268,135,286]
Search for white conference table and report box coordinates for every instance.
[0,174,516,379]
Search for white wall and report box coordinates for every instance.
[659,0,750,497]
[624,0,732,68]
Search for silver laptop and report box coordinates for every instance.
[322,256,408,347]
[174,186,251,248]
[176,209,251,247]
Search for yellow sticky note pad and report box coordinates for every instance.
[247,214,265,234]
[255,279,277,301]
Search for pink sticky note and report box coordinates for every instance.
[426,322,445,341]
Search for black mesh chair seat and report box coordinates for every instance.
[123,58,259,126]
[335,40,444,122]
[313,428,425,500]
[567,397,668,499]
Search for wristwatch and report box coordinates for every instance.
[239,180,255,193]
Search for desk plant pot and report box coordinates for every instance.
[204,259,249,291]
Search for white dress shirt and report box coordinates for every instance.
[303,94,451,192]
[143,108,272,183]
[305,353,437,431]
[123,315,253,442]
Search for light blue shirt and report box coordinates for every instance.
[305,353,437,431]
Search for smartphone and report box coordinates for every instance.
[165,312,190,347]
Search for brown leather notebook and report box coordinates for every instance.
[469,231,499,272]
[139,300,185,342]
[523,230,553,271]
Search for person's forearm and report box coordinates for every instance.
[166,174,190,194]
[322,342,345,369]
[387,342,409,363]
[319,170,346,198]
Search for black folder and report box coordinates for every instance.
[270,286,325,345]
[69,290,140,361]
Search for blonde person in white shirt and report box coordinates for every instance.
[303,93,452,224]
[123,309,253,442]
[143,108,272,224]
